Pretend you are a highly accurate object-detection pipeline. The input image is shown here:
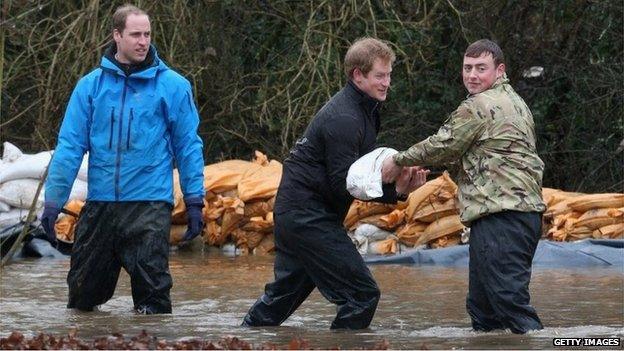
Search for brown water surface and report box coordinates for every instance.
[1,248,622,349]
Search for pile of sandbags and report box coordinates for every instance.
[543,189,624,241]
[0,142,88,237]
[344,172,465,255]
[170,151,280,255]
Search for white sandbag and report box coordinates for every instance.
[346,147,397,200]
[0,209,28,229]
[68,179,88,201]
[77,153,89,181]
[350,224,394,255]
[2,142,23,163]
[0,179,44,209]
[0,201,10,212]
[0,150,53,183]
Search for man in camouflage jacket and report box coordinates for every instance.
[382,39,545,334]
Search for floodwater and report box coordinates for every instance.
[1,247,623,349]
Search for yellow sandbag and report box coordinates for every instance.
[542,189,584,208]
[254,233,275,255]
[395,222,428,247]
[241,214,274,233]
[411,199,458,223]
[238,160,283,202]
[203,220,228,246]
[416,215,465,246]
[430,233,461,249]
[544,197,577,218]
[231,228,266,249]
[244,199,274,218]
[252,150,269,166]
[343,200,395,229]
[169,224,187,245]
[567,226,592,241]
[359,214,393,231]
[567,193,624,212]
[203,160,259,193]
[592,223,624,239]
[574,208,623,230]
[405,172,457,220]
[368,237,398,255]
[379,209,406,229]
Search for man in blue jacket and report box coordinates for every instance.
[40,4,205,314]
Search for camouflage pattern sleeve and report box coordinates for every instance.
[393,101,487,167]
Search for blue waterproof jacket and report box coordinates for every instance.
[45,46,205,207]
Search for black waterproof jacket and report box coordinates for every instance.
[274,81,399,220]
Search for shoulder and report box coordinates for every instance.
[157,63,192,89]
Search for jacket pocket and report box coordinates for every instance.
[127,108,134,150]
[108,107,115,149]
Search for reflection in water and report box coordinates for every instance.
[1,248,622,349]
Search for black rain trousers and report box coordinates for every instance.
[66,201,173,314]
[466,210,544,334]
[242,205,380,329]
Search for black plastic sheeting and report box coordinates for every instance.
[0,223,69,259]
[365,239,624,268]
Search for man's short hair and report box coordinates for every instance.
[112,4,148,33]
[344,37,396,79]
[465,39,505,66]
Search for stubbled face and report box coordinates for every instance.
[113,14,151,64]
[353,58,392,101]
[462,52,505,94]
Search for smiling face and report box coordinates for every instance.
[113,14,151,64]
[462,52,505,94]
[353,57,392,101]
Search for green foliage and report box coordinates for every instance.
[2,0,622,192]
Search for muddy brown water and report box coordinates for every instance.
[1,247,622,349]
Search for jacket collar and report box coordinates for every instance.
[101,44,164,79]
[467,73,510,97]
[346,80,381,115]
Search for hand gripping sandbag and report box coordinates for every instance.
[346,147,397,200]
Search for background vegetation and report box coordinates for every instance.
[2,0,623,192]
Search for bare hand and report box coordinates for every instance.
[395,166,430,195]
[381,155,402,183]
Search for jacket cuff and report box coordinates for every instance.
[184,196,204,208]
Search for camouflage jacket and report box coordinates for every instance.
[393,75,546,224]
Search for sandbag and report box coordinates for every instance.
[567,193,624,212]
[1,142,23,162]
[203,160,258,193]
[411,198,458,223]
[574,208,623,230]
[343,200,395,229]
[346,147,397,200]
[416,215,465,246]
[0,201,10,212]
[593,223,624,239]
[237,160,282,202]
[169,224,188,245]
[405,172,457,220]
[0,179,43,209]
[368,237,399,255]
[0,209,29,229]
[0,150,53,183]
[76,153,89,182]
[395,221,428,247]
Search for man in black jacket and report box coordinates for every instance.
[242,38,427,329]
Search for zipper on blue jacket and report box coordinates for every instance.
[115,78,128,201]
[109,107,115,149]
[127,108,134,150]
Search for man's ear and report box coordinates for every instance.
[113,29,121,43]
[352,67,363,83]
[496,63,506,79]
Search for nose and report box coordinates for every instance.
[468,68,478,79]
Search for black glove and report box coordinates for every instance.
[183,197,204,241]
[41,204,61,244]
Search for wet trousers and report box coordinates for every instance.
[242,206,380,329]
[467,210,544,334]
[66,201,173,314]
